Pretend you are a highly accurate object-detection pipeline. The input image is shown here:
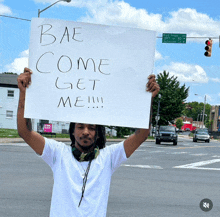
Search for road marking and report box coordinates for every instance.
[176,146,217,150]
[122,164,163,169]
[190,153,208,156]
[173,159,220,171]
[136,149,147,152]
[149,150,165,153]
[169,152,188,155]
[0,143,28,146]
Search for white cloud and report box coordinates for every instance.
[157,62,209,83]
[164,8,220,38]
[155,50,163,61]
[210,77,220,83]
[0,1,12,15]
[6,50,29,74]
[206,94,212,102]
[33,1,220,41]
[78,2,220,42]
[79,1,165,30]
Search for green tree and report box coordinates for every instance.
[205,120,213,130]
[105,126,135,138]
[183,102,211,123]
[176,118,183,130]
[152,71,189,126]
[115,127,133,138]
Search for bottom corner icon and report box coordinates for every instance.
[200,198,213,212]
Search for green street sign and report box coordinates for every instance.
[162,33,187,44]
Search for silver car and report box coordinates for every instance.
[193,130,210,143]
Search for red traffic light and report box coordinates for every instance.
[204,39,213,57]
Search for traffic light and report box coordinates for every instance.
[204,39,213,57]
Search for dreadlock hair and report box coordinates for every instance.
[69,123,106,149]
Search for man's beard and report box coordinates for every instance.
[76,137,96,151]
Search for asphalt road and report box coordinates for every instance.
[0,136,220,217]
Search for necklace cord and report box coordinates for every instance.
[78,160,92,207]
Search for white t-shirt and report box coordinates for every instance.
[40,138,127,217]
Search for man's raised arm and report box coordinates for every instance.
[124,75,160,158]
[17,68,45,155]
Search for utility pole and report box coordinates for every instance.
[155,94,161,134]
[202,95,206,128]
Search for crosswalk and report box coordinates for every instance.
[122,140,220,171]
[122,159,220,171]
[1,140,220,171]
[173,159,220,171]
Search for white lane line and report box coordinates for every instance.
[149,150,165,153]
[0,143,28,146]
[173,159,220,171]
[190,153,208,156]
[169,152,188,155]
[122,164,163,169]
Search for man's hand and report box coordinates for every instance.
[146,74,160,99]
[17,67,32,93]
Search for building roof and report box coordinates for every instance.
[0,74,18,88]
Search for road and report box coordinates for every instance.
[0,136,220,217]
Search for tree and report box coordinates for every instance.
[176,118,183,130]
[115,127,134,138]
[105,126,135,138]
[183,102,211,123]
[205,120,213,130]
[152,71,189,126]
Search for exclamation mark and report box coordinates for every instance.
[101,97,104,108]
[88,96,90,108]
[88,96,104,108]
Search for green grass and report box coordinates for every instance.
[0,129,155,140]
[0,129,20,138]
[0,128,71,138]
[55,133,70,138]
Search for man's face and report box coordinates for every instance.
[73,123,97,148]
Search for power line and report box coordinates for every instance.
[0,15,31,22]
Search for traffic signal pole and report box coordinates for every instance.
[202,95,206,128]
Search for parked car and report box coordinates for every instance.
[155,126,178,146]
[193,130,210,143]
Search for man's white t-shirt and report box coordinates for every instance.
[40,138,127,217]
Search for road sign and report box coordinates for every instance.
[162,33,187,44]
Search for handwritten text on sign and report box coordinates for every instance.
[25,18,156,128]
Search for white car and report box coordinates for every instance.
[193,130,210,143]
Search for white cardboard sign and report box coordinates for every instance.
[25,18,156,129]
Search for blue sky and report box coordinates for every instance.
[1,0,220,105]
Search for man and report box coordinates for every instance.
[17,67,160,217]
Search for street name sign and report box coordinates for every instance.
[162,33,187,44]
